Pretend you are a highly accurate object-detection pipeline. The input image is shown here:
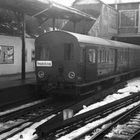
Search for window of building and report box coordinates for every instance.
[119,10,138,28]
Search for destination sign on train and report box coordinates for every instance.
[36,61,52,67]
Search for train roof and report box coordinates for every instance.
[67,31,140,49]
[38,30,140,49]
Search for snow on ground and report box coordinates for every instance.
[57,100,140,140]
[7,114,56,140]
[75,77,140,116]
[5,77,140,140]
[75,92,131,116]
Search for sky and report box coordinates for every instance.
[52,0,140,6]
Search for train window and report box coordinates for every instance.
[103,49,106,62]
[101,49,105,63]
[100,50,102,63]
[98,50,100,63]
[105,50,107,62]
[124,50,128,61]
[109,50,111,63]
[40,47,50,60]
[119,50,123,63]
[64,43,73,60]
[88,49,96,63]
[80,48,84,63]
[100,50,103,63]
[109,49,114,63]
[118,51,120,62]
[120,52,122,62]
[98,48,109,63]
[104,50,105,62]
[111,50,114,63]
[101,50,104,63]
[98,49,104,63]
[104,50,106,62]
[107,50,109,62]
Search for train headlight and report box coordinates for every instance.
[38,71,45,78]
[68,72,75,79]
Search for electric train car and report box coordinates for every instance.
[35,30,140,95]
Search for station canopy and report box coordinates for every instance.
[0,0,95,21]
[73,0,103,18]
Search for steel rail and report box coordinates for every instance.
[0,99,76,140]
[37,92,140,139]
[89,103,140,140]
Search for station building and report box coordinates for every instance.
[0,8,35,76]
[63,0,140,45]
[112,2,140,45]
[0,35,35,75]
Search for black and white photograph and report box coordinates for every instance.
[1,0,140,140]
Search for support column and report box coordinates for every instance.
[21,13,26,80]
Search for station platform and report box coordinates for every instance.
[0,72,36,89]
[0,72,38,108]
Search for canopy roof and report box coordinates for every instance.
[0,0,95,21]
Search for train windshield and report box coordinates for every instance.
[39,46,50,60]
[37,43,74,61]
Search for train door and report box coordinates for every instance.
[85,46,97,82]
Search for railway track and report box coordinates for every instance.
[82,102,140,140]
[0,79,138,140]
[0,98,75,140]
[36,92,140,140]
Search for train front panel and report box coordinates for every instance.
[35,31,80,93]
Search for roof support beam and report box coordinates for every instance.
[32,7,50,17]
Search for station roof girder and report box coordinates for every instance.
[0,0,95,22]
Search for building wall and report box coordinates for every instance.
[0,35,35,75]
[88,3,118,39]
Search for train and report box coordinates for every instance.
[35,30,140,96]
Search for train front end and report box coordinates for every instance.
[35,31,79,95]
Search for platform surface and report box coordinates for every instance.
[0,72,36,89]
